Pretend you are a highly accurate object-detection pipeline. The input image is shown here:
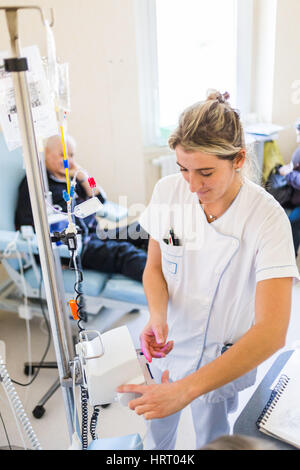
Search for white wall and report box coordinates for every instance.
[251,0,277,123]
[0,0,146,207]
[272,0,300,160]
[252,0,300,161]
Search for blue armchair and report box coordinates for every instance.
[0,133,147,323]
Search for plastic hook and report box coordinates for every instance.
[0,6,54,28]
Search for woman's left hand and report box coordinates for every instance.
[117,371,189,420]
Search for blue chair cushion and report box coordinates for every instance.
[0,134,25,232]
[0,230,82,258]
[24,266,108,297]
[88,433,143,450]
[24,267,147,304]
[0,230,35,253]
[61,269,109,296]
[101,274,147,306]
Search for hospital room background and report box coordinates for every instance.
[1,0,300,451]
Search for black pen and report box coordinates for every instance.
[169,229,174,245]
[169,228,179,246]
[173,237,180,246]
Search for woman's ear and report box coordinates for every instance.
[234,149,246,170]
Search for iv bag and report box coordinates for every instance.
[44,20,70,113]
[57,62,71,112]
[45,19,59,101]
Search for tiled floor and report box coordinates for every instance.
[1,271,300,450]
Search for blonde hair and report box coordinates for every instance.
[169,90,260,182]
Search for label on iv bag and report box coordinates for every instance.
[74,197,103,219]
[0,46,58,151]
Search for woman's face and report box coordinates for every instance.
[176,145,243,205]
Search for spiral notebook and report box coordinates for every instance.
[256,353,300,448]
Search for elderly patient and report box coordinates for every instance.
[15,134,148,282]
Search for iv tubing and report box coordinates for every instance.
[0,356,42,450]
[60,124,71,198]
[3,5,75,439]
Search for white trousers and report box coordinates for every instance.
[145,365,238,450]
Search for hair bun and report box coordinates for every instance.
[206,89,230,104]
[222,91,230,101]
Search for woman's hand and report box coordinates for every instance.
[140,319,174,363]
[117,371,189,420]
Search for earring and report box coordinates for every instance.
[235,168,241,173]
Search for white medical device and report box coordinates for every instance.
[75,326,155,407]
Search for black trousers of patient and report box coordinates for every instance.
[81,222,149,282]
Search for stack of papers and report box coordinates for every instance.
[245,123,284,136]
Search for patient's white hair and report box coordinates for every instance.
[45,134,77,152]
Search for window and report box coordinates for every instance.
[135,0,253,147]
[156,0,237,143]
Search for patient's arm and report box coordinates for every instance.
[70,161,107,203]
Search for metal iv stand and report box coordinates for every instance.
[1,6,76,441]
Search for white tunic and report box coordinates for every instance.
[139,174,300,403]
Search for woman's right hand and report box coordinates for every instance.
[140,319,174,363]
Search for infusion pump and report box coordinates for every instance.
[75,326,155,406]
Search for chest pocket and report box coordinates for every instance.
[161,244,184,283]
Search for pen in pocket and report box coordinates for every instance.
[169,228,180,246]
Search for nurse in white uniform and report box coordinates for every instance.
[118,91,299,449]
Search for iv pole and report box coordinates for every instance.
[1,6,75,441]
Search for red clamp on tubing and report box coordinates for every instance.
[88,177,96,189]
[69,299,79,320]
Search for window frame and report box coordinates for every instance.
[236,0,254,119]
[135,0,254,147]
